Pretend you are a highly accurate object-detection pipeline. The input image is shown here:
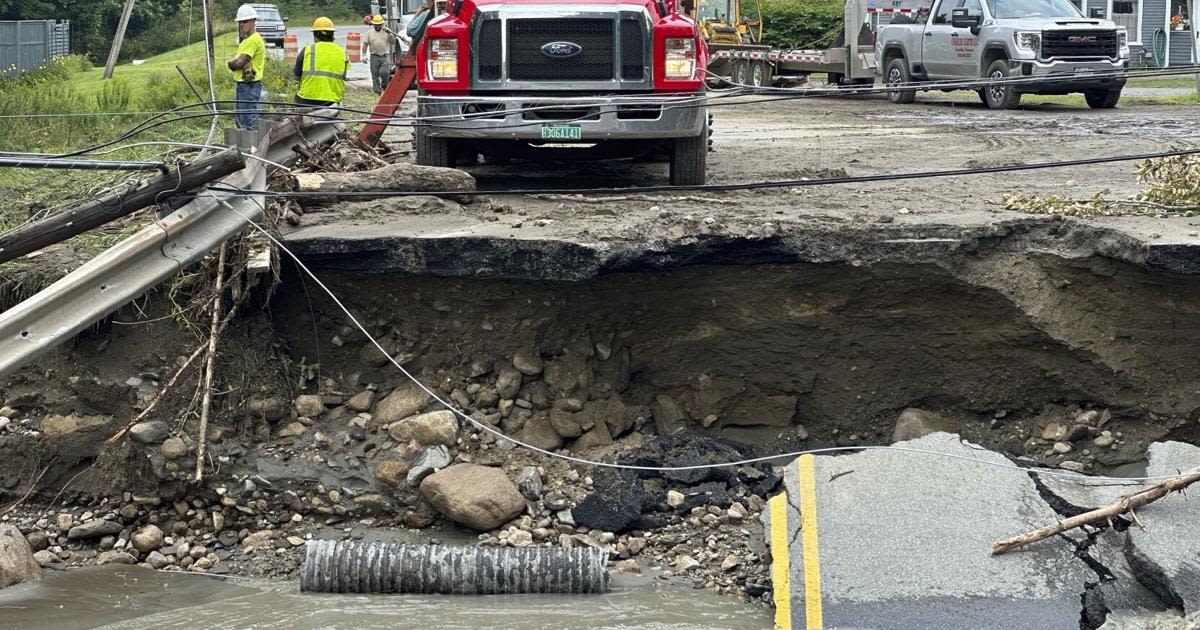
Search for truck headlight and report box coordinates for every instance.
[1118,28,1128,51]
[428,39,458,80]
[1013,31,1041,54]
[664,38,696,79]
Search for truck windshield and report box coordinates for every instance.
[256,7,282,21]
[985,0,1083,18]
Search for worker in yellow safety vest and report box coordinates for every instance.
[293,17,349,107]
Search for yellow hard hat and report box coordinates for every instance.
[312,16,335,31]
[371,15,384,25]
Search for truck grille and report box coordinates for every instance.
[478,19,502,81]
[620,17,645,80]
[1041,30,1119,59]
[508,18,614,81]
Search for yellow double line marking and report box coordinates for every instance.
[771,454,824,630]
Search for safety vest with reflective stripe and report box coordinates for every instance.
[298,41,348,103]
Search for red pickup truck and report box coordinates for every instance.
[413,0,709,184]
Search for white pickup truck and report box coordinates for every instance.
[875,0,1130,109]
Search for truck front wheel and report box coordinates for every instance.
[415,128,452,167]
[670,133,707,186]
[885,58,916,104]
[983,60,1022,110]
[1084,88,1122,109]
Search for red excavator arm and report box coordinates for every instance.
[358,47,418,147]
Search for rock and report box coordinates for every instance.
[354,494,392,514]
[549,409,583,439]
[129,420,170,444]
[666,490,686,508]
[240,530,273,550]
[572,470,650,533]
[517,414,563,451]
[387,410,458,447]
[286,536,305,547]
[508,529,533,547]
[419,464,525,531]
[374,459,409,488]
[40,414,110,437]
[32,550,61,569]
[275,421,308,438]
[67,519,122,540]
[160,437,188,460]
[247,397,289,422]
[495,366,523,400]
[373,383,433,428]
[543,354,592,396]
[98,551,136,565]
[407,445,453,487]
[56,514,73,531]
[23,531,49,552]
[1041,423,1068,441]
[347,390,376,412]
[1093,432,1116,448]
[614,559,640,573]
[571,421,613,451]
[0,525,40,588]
[145,551,169,569]
[652,395,688,436]
[1052,441,1072,454]
[1059,460,1086,473]
[294,394,326,418]
[516,466,543,501]
[721,554,742,571]
[131,525,164,553]
[891,408,960,443]
[212,512,225,532]
[512,351,544,376]
[1065,424,1091,442]
[674,555,700,572]
[728,502,749,521]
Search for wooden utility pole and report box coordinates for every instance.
[103,0,138,80]
[0,149,244,265]
[203,0,215,67]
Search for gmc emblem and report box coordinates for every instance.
[1068,35,1098,42]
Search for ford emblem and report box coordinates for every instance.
[541,41,582,58]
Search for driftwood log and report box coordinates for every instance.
[293,162,475,205]
[992,467,1200,555]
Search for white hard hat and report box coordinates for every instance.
[236,4,258,21]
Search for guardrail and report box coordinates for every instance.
[0,114,343,377]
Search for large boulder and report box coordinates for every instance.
[131,524,164,553]
[0,525,40,589]
[67,519,123,540]
[129,420,170,444]
[387,410,458,447]
[372,383,433,429]
[517,414,563,451]
[420,464,526,531]
[892,408,961,443]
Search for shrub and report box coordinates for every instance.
[759,0,846,49]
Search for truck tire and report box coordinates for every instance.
[670,132,707,186]
[1084,88,1122,109]
[751,61,768,87]
[415,128,452,167]
[885,58,916,104]
[733,61,750,86]
[983,59,1022,110]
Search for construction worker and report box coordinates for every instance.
[362,15,397,94]
[228,4,266,130]
[293,17,349,107]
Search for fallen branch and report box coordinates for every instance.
[992,467,1200,555]
[292,161,475,204]
[194,242,227,483]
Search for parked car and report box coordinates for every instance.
[251,3,288,48]
[876,0,1130,109]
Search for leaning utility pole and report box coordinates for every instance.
[103,0,138,80]
[203,0,215,67]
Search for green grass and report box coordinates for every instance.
[66,32,243,98]
[1126,74,1200,89]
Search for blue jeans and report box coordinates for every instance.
[235,81,263,130]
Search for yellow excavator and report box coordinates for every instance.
[686,0,773,85]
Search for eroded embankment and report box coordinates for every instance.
[270,251,1200,471]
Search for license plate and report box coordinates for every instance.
[541,124,582,141]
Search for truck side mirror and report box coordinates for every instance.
[950,7,982,28]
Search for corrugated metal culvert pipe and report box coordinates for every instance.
[300,540,610,595]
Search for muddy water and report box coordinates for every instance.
[0,565,771,630]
